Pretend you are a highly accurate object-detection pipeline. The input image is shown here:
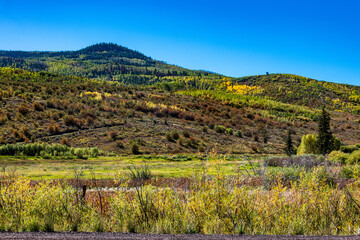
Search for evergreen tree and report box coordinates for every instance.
[284,130,295,156]
[317,108,334,155]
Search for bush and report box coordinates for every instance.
[17,103,30,115]
[60,137,69,146]
[346,150,360,165]
[328,151,348,164]
[171,131,180,140]
[33,101,44,111]
[166,131,180,142]
[116,140,124,149]
[108,130,118,141]
[340,145,359,153]
[165,132,173,142]
[182,130,190,138]
[214,125,226,134]
[235,130,242,138]
[0,114,8,125]
[201,126,208,133]
[340,165,360,178]
[131,143,140,154]
[47,123,60,134]
[63,115,81,127]
[226,128,234,135]
[265,154,325,169]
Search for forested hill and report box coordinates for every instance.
[0,43,224,84]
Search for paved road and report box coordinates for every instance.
[0,233,359,240]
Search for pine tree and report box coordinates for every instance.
[284,130,295,156]
[317,108,334,155]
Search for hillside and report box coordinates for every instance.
[0,67,359,155]
[232,74,360,114]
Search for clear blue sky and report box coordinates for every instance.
[0,0,359,85]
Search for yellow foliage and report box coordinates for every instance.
[223,81,264,95]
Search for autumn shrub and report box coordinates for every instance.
[64,115,81,127]
[20,126,31,138]
[108,130,118,141]
[17,103,30,115]
[85,116,95,125]
[0,113,8,125]
[47,123,60,134]
[32,101,44,111]
[60,137,69,146]
[12,129,20,139]
[180,112,195,121]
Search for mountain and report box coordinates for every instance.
[0,43,224,85]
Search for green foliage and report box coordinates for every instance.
[340,145,359,153]
[328,151,348,164]
[126,165,152,181]
[214,125,226,134]
[284,130,295,156]
[0,43,223,85]
[297,134,318,155]
[226,128,233,135]
[235,130,242,138]
[182,130,190,138]
[316,109,334,155]
[0,143,100,158]
[131,143,140,154]
[346,150,360,165]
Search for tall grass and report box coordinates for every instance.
[1,163,360,234]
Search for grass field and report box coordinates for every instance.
[0,154,269,179]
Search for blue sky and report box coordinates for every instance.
[0,0,359,85]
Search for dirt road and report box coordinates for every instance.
[0,232,359,240]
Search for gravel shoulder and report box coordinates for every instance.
[0,233,359,240]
